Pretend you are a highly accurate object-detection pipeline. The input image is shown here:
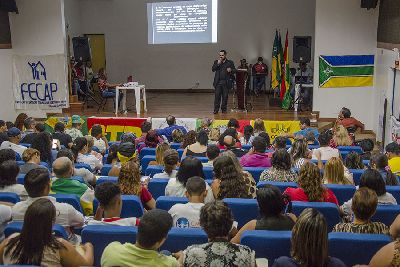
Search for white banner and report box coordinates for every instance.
[151,118,198,131]
[13,54,68,110]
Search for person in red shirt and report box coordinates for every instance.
[284,162,339,205]
[252,57,268,96]
[337,107,365,132]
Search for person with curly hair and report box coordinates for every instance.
[344,151,365,170]
[171,128,184,143]
[284,162,338,205]
[211,155,251,199]
[323,157,353,185]
[207,128,220,145]
[118,160,155,210]
[289,138,310,169]
[330,125,353,147]
[259,149,297,182]
[181,130,197,149]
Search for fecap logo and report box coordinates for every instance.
[28,61,47,81]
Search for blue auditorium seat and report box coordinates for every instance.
[16,161,24,166]
[242,144,252,150]
[17,173,25,185]
[71,176,85,184]
[223,198,258,228]
[145,165,165,177]
[148,179,169,199]
[139,147,156,160]
[92,146,100,153]
[241,230,291,266]
[108,141,120,147]
[257,181,297,193]
[292,201,340,231]
[340,150,350,160]
[161,227,208,252]
[349,169,365,185]
[19,143,31,148]
[96,176,118,185]
[328,232,391,266]
[141,155,156,172]
[337,146,363,154]
[82,225,137,267]
[0,192,20,203]
[325,184,356,205]
[156,196,188,211]
[94,195,144,218]
[371,205,400,226]
[170,142,182,149]
[100,164,113,176]
[51,194,83,213]
[244,167,267,183]
[203,166,213,180]
[40,161,50,169]
[386,186,400,204]
[5,222,68,239]
[75,163,93,172]
[15,153,22,161]
[177,149,184,159]
[308,144,320,149]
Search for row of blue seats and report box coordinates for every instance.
[2,222,389,267]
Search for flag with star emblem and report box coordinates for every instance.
[319,55,374,88]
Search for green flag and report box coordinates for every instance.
[281,90,292,110]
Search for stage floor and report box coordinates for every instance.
[76,91,318,121]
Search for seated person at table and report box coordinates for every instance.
[385,142,400,175]
[370,153,399,185]
[168,176,206,228]
[284,162,339,205]
[12,168,84,244]
[176,201,255,267]
[0,161,27,200]
[165,157,214,203]
[56,149,96,185]
[101,209,178,267]
[252,57,268,95]
[19,148,46,174]
[333,187,389,235]
[240,136,271,167]
[260,149,297,182]
[337,107,364,132]
[231,185,296,243]
[273,208,345,267]
[182,130,208,158]
[224,135,246,157]
[97,68,124,111]
[156,115,187,142]
[153,149,179,179]
[312,132,340,161]
[202,144,220,167]
[89,182,140,226]
[91,124,109,154]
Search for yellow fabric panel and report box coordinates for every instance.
[321,76,373,88]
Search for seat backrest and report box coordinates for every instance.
[223,198,258,228]
[386,186,400,204]
[16,161,24,166]
[81,225,137,267]
[71,175,85,184]
[349,169,365,186]
[177,149,184,159]
[17,173,25,185]
[257,181,297,193]
[139,147,156,160]
[94,195,144,218]
[241,230,291,266]
[337,146,363,154]
[340,150,350,160]
[292,201,340,231]
[96,176,118,185]
[5,222,68,239]
[371,205,400,226]
[156,196,188,211]
[145,165,165,177]
[0,192,20,204]
[141,155,156,172]
[19,143,31,148]
[170,143,182,150]
[203,166,213,180]
[75,163,93,172]
[51,194,83,213]
[244,167,266,183]
[328,232,391,266]
[148,179,169,199]
[161,227,208,252]
[100,164,113,176]
[325,184,356,205]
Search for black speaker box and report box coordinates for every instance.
[361,0,379,9]
[293,36,312,63]
[72,37,91,62]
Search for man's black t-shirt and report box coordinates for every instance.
[52,132,72,148]
[20,133,37,145]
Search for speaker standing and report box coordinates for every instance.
[212,50,236,114]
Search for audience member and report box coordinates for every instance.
[181,130,196,149]
[5,122,14,131]
[260,149,297,182]
[344,151,365,169]
[203,144,220,167]
[52,122,73,148]
[165,157,214,203]
[290,138,310,168]
[19,148,45,174]
[0,161,27,200]
[171,128,184,143]
[89,182,140,226]
[118,160,155,209]
[253,118,266,136]
[0,120,8,146]
[30,132,53,166]
[56,149,96,185]
[12,168,84,243]
[198,118,213,134]
[97,68,124,111]
[182,130,208,158]
[156,115,187,142]
[370,153,399,185]
[284,162,338,205]
[231,185,296,243]
[0,149,16,165]
[330,125,353,147]
[137,130,161,153]
[120,132,136,144]
[168,176,206,228]
[273,136,288,150]
[227,118,240,131]
[149,143,170,166]
[20,117,36,142]
[85,135,103,161]
[72,137,103,172]
[207,128,220,145]
[334,188,389,235]
[51,157,94,215]
[105,144,119,165]
[34,122,45,133]
[368,239,400,267]
[240,125,255,145]
[294,117,319,139]
[385,142,400,175]
[224,135,247,157]
[108,142,137,177]
[153,149,179,179]
[258,131,272,148]
[0,127,27,156]
[218,128,240,149]
[91,124,108,154]
[13,113,28,132]
[305,131,317,145]
[176,201,255,267]
[212,155,251,199]
[358,138,374,160]
[273,208,345,267]
[135,121,163,147]
[0,198,94,266]
[0,204,11,241]
[101,209,178,267]
[312,132,340,160]
[337,107,364,132]
[65,115,83,141]
[323,157,353,185]
[240,136,271,167]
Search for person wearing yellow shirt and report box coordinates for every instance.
[386,142,400,175]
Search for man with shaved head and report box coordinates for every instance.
[51,157,94,215]
[224,135,246,157]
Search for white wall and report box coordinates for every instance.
[77,0,315,89]
[0,0,67,120]
[64,0,81,53]
[313,0,379,130]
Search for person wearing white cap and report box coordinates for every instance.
[65,115,83,142]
